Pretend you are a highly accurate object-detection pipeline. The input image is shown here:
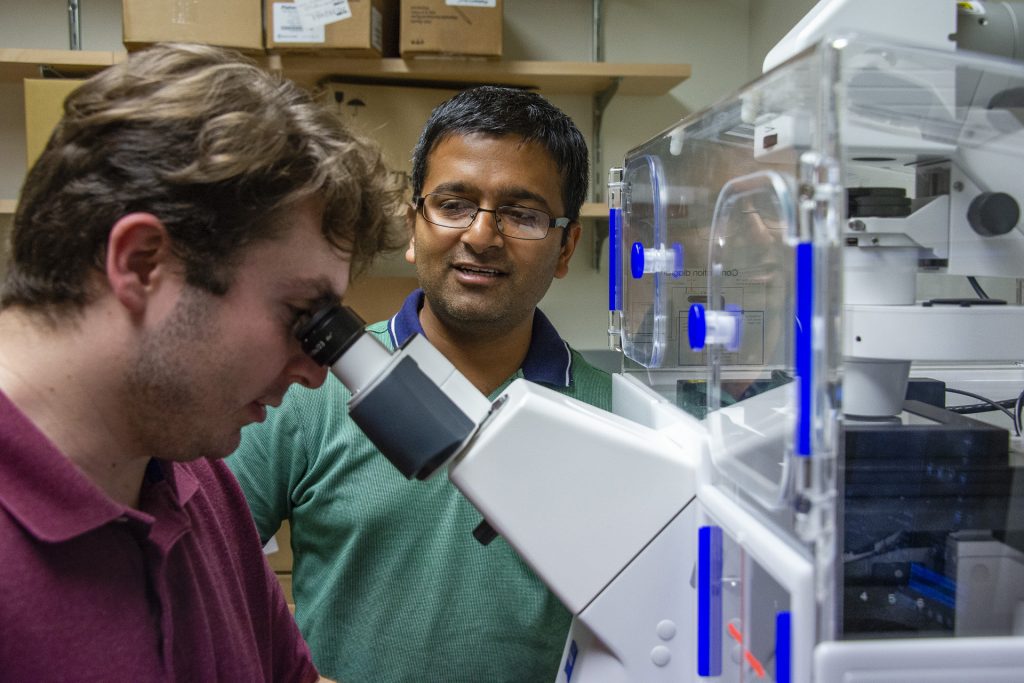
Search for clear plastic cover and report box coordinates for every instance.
[620,153,669,367]
[616,33,1024,671]
[706,170,799,506]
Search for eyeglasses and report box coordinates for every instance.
[415,193,570,240]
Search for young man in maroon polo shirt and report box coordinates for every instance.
[0,43,402,681]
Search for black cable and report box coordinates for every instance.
[948,398,1018,415]
[945,387,1020,435]
[967,276,990,299]
[843,530,904,563]
[1016,387,1024,436]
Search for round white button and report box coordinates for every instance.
[651,646,671,667]
[656,620,677,640]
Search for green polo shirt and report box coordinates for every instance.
[228,290,612,682]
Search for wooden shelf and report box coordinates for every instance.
[0,48,125,83]
[270,55,690,95]
[1,48,689,96]
[0,201,607,220]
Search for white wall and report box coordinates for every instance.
[748,0,818,76]
[0,0,821,349]
[0,0,124,50]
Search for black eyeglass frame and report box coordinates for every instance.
[413,193,572,240]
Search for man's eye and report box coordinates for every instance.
[289,306,313,333]
[502,207,542,227]
[437,200,474,215]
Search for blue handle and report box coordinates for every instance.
[688,304,706,351]
[775,611,791,683]
[608,208,623,311]
[697,525,722,677]
[794,242,813,457]
[630,241,645,280]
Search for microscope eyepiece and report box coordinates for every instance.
[296,304,367,367]
[294,303,487,481]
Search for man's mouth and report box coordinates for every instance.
[248,396,282,423]
[453,264,505,277]
[248,401,268,423]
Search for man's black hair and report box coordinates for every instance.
[410,86,589,222]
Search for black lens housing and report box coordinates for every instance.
[296,305,367,366]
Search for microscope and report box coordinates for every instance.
[299,1,1024,679]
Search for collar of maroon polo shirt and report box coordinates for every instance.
[0,389,199,543]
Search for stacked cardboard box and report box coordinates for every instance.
[265,0,399,57]
[122,0,263,52]
[400,0,503,59]
[24,79,85,167]
[123,0,504,59]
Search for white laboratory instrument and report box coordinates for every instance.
[298,2,1024,680]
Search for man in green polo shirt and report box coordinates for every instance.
[228,86,612,682]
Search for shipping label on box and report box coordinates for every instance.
[266,0,397,56]
[293,0,353,27]
[400,0,503,59]
[273,4,327,43]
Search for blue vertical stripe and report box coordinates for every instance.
[795,242,813,457]
[609,207,622,311]
[563,639,578,681]
[775,611,792,683]
[697,525,722,677]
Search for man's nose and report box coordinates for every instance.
[461,208,504,250]
[287,350,329,389]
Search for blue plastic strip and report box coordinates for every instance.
[794,242,813,457]
[697,525,722,677]
[908,578,957,609]
[775,611,791,683]
[608,207,622,311]
[909,562,957,608]
[563,639,578,681]
[910,562,958,593]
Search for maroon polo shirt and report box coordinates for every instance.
[0,390,318,682]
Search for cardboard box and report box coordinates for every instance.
[266,0,398,57]
[122,0,263,52]
[318,81,456,191]
[24,79,85,168]
[400,0,502,59]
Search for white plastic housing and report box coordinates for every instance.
[448,379,704,615]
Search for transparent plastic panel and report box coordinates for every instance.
[830,38,1024,643]
[705,171,799,508]
[619,50,825,492]
[824,37,1024,282]
[619,105,783,411]
[841,405,1023,639]
[615,34,1024,664]
[620,154,669,367]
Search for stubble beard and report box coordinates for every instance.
[418,264,526,340]
[122,288,224,462]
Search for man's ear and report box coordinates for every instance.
[404,203,417,265]
[553,222,582,279]
[105,213,172,314]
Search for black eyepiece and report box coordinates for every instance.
[296,305,367,366]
